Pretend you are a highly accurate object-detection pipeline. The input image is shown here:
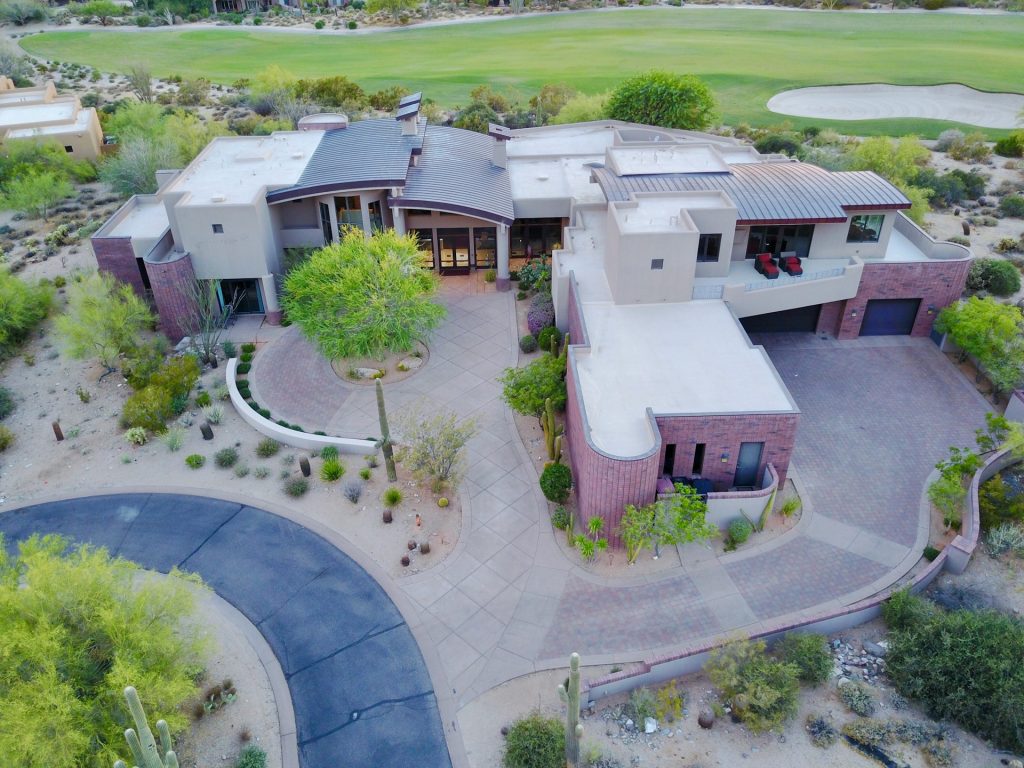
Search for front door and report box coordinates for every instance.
[733,442,764,488]
[218,279,263,314]
[437,228,470,275]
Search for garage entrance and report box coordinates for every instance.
[740,304,821,334]
[860,299,920,336]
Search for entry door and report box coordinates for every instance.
[437,228,470,275]
[218,279,263,314]
[860,299,920,336]
[733,442,764,488]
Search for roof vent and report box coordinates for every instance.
[211,194,226,203]
[298,113,349,132]
[290,152,304,160]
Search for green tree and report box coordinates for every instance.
[75,0,124,24]
[0,268,53,357]
[619,484,717,563]
[102,101,169,143]
[606,71,716,130]
[0,140,96,186]
[56,272,154,373]
[282,228,446,360]
[499,354,567,417]
[0,0,48,25]
[293,75,367,110]
[849,136,932,224]
[165,110,230,163]
[397,405,477,492]
[100,137,180,196]
[552,92,610,125]
[936,296,1024,396]
[530,83,576,124]
[366,0,418,20]
[706,638,800,733]
[0,169,73,220]
[0,534,207,768]
[453,101,501,134]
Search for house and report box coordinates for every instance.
[0,78,103,160]
[91,99,971,535]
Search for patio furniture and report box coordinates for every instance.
[779,252,803,276]
[754,252,779,279]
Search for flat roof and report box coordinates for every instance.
[165,131,322,206]
[6,108,93,138]
[613,198,697,234]
[608,144,731,176]
[106,197,170,239]
[0,101,75,129]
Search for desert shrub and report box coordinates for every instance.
[161,426,185,452]
[706,638,800,733]
[933,129,964,153]
[994,131,1024,158]
[235,745,267,768]
[368,85,411,111]
[0,269,52,358]
[986,522,1024,556]
[0,385,13,420]
[234,463,250,478]
[314,19,324,28]
[151,354,200,400]
[383,486,403,507]
[241,342,256,353]
[397,406,476,492]
[284,477,309,497]
[626,686,657,722]
[343,480,363,503]
[236,362,251,375]
[254,466,270,479]
[1000,194,1024,218]
[966,257,1021,296]
[777,633,831,685]
[195,390,212,408]
[359,467,372,480]
[806,714,837,748]
[838,680,875,717]
[946,235,971,246]
[536,326,562,353]
[978,472,1024,529]
[755,132,802,157]
[527,293,556,336]
[502,712,564,768]
[727,518,753,548]
[320,457,344,482]
[124,426,148,446]
[256,438,280,458]
[320,445,339,461]
[347,20,357,29]
[214,447,239,468]
[122,385,174,432]
[0,424,14,452]
[539,463,572,503]
[947,132,991,163]
[500,355,567,417]
[841,717,892,747]
[201,405,224,425]
[550,506,571,530]
[519,334,538,353]
[185,453,205,469]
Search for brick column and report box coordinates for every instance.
[92,236,146,296]
[146,252,197,343]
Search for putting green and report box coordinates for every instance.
[20,8,1024,137]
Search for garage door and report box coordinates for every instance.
[860,299,920,336]
[741,305,821,334]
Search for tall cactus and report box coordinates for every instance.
[556,332,570,378]
[376,379,397,483]
[558,652,584,768]
[542,396,563,461]
[114,686,179,768]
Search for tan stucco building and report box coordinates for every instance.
[0,78,103,160]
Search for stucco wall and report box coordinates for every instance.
[809,211,896,262]
[92,236,146,295]
[175,203,279,280]
[146,252,197,342]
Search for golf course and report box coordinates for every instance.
[19,7,1024,136]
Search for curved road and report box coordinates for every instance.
[0,493,451,768]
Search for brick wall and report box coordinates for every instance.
[656,413,799,492]
[92,237,146,295]
[816,300,843,336]
[147,253,197,342]
[827,260,969,339]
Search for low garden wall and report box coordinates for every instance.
[657,465,779,530]
[226,358,377,454]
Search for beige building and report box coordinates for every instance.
[0,78,103,160]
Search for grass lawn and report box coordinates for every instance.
[20,8,1024,137]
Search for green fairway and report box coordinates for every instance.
[20,8,1024,137]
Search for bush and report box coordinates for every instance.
[241,342,256,354]
[994,131,1024,158]
[527,296,556,336]
[122,385,174,432]
[550,506,571,530]
[347,20,357,29]
[161,427,185,452]
[727,518,753,548]
[214,447,239,468]
[934,129,964,153]
[0,386,13,420]
[185,453,205,469]
[519,334,538,353]
[966,258,1021,296]
[841,717,892,747]
[236,362,251,375]
[986,522,1024,556]
[978,472,1024,529]
[0,0,48,24]
[359,466,372,480]
[606,71,716,131]
[320,445,339,461]
[314,19,324,28]
[1000,194,1024,218]
[838,680,875,717]
[500,355,567,417]
[124,426,147,446]
[235,746,267,768]
[755,132,802,157]
[539,463,572,503]
[320,457,345,482]
[343,480,363,503]
[195,390,212,408]
[536,326,562,353]
[777,633,831,685]
[256,438,280,458]
[0,424,14,452]
[383,486,403,507]
[0,270,52,358]
[502,712,564,768]
[284,477,309,497]
[706,639,800,733]
[201,405,224,425]
[884,592,1024,752]
[483,268,497,283]
[806,714,838,748]
[948,132,991,163]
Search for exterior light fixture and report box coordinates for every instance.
[851,308,858,318]
[721,453,729,463]
[927,305,936,315]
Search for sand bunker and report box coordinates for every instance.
[767,84,1024,129]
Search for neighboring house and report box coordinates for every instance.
[90,100,971,536]
[0,78,103,160]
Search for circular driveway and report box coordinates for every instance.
[0,493,451,768]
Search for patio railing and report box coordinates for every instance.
[744,265,846,292]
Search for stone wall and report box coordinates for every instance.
[146,252,197,342]
[92,236,146,295]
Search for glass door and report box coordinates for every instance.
[437,228,470,275]
[473,227,497,268]
[410,228,435,270]
[367,200,383,232]
[733,442,764,488]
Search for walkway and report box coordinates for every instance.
[250,278,992,720]
[0,493,451,768]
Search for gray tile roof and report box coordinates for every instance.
[593,161,910,224]
[265,118,424,203]
[391,125,514,225]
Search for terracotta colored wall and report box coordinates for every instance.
[816,300,843,337]
[655,413,800,493]
[92,236,146,295]
[147,253,197,342]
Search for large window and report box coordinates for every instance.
[335,195,362,229]
[409,228,434,269]
[511,218,562,260]
[318,202,333,244]
[847,214,884,243]
[746,225,814,260]
[474,227,497,268]
[697,234,721,263]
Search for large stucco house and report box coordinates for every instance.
[0,78,103,160]
[91,94,971,535]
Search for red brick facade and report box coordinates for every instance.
[816,259,970,339]
[147,253,197,342]
[91,237,147,296]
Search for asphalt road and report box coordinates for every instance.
[0,493,452,768]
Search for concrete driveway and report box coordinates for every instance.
[0,493,451,768]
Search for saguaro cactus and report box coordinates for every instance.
[558,652,584,768]
[542,397,563,462]
[376,379,397,483]
[114,686,179,768]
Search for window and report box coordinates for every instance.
[318,202,333,244]
[746,225,814,260]
[212,224,224,234]
[847,214,884,243]
[406,208,433,217]
[663,444,676,476]
[650,258,664,270]
[697,234,721,263]
[63,145,74,153]
[692,443,705,475]
[473,227,497,268]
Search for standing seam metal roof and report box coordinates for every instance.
[592,161,910,223]
[391,125,514,225]
[265,118,425,203]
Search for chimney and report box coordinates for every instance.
[488,124,512,169]
[395,91,423,137]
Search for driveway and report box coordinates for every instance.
[0,493,451,768]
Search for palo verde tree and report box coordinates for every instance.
[282,228,446,360]
[619,484,718,563]
[56,271,153,374]
[605,71,717,131]
[936,296,1024,398]
[0,169,73,220]
[0,534,208,768]
[397,403,477,493]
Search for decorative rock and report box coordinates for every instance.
[400,555,410,567]
[382,509,393,524]
[644,717,657,734]
[398,356,423,370]
[624,718,634,731]
[355,367,384,379]
[407,539,417,550]
[419,541,430,554]
[698,709,715,729]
